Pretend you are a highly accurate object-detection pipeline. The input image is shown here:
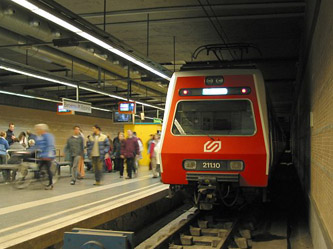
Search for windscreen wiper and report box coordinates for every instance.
[174,119,186,135]
[206,134,215,141]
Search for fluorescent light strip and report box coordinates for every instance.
[0,66,77,88]
[0,90,111,112]
[134,100,164,110]
[0,66,163,110]
[91,107,111,112]
[0,90,58,102]
[80,86,164,110]
[11,0,171,81]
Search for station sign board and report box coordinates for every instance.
[63,98,92,113]
[153,118,162,124]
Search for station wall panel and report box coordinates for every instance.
[0,104,123,154]
[124,124,162,166]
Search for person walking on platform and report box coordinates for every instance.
[66,126,84,185]
[6,123,15,146]
[34,124,55,190]
[150,134,160,178]
[87,125,110,186]
[133,132,143,175]
[113,132,125,178]
[77,128,85,179]
[0,131,9,182]
[121,130,139,179]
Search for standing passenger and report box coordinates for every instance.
[66,126,84,185]
[34,124,55,190]
[86,125,110,185]
[150,134,160,178]
[121,130,139,179]
[6,123,15,145]
[133,132,143,175]
[113,132,125,178]
[77,128,85,179]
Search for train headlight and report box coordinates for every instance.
[205,76,224,85]
[229,161,244,171]
[205,77,215,85]
[184,160,197,170]
[215,77,224,85]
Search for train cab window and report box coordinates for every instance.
[172,100,256,136]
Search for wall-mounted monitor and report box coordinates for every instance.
[113,111,133,123]
[57,103,74,115]
[118,101,136,114]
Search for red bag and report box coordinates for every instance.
[105,157,112,172]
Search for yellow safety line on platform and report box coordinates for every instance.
[0,183,161,235]
[0,184,169,248]
[0,175,151,216]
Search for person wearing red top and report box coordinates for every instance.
[121,130,139,179]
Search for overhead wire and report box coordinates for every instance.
[197,0,235,60]
[206,0,239,60]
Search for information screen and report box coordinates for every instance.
[113,112,133,123]
[118,102,136,114]
[57,104,73,115]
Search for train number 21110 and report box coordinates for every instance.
[202,162,221,169]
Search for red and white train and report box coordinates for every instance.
[159,69,285,209]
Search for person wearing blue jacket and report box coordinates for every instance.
[87,125,110,185]
[0,131,10,182]
[34,124,55,190]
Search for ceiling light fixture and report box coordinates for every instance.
[0,65,77,88]
[0,90,111,112]
[0,89,58,102]
[10,0,171,81]
[0,64,164,110]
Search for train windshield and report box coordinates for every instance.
[172,100,256,136]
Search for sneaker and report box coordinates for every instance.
[152,176,158,178]
[93,181,101,186]
[120,175,123,178]
[45,184,53,190]
[70,180,75,185]
[125,176,132,179]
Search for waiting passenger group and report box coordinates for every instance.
[0,122,161,190]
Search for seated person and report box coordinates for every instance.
[9,138,26,152]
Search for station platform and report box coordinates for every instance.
[0,166,169,249]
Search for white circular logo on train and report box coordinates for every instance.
[204,141,222,153]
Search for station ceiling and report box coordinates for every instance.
[0,0,305,128]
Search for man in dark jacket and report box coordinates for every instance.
[86,125,110,185]
[6,123,15,145]
[121,130,139,179]
[112,132,125,177]
[66,126,84,185]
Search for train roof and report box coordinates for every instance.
[171,68,264,79]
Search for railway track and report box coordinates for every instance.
[137,206,252,249]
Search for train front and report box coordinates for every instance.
[159,70,270,210]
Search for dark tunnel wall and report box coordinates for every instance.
[292,0,333,248]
